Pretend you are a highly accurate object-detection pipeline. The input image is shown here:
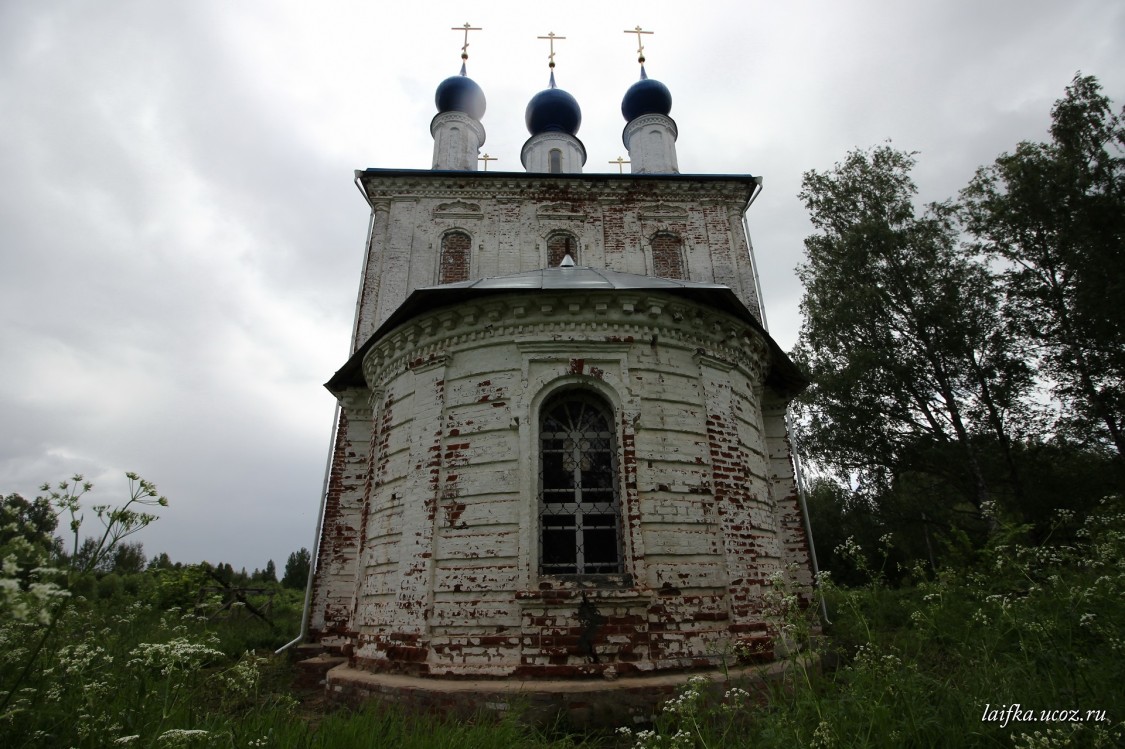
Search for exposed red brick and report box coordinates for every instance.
[651,232,685,279]
[439,231,471,283]
[547,232,578,266]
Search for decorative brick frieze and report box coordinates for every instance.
[432,201,483,220]
[360,292,769,391]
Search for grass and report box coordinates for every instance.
[2,499,1123,748]
[621,500,1125,748]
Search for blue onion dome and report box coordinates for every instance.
[525,72,581,135]
[435,71,486,120]
[622,67,672,121]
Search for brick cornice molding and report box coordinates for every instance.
[338,387,375,416]
[623,113,679,142]
[428,111,486,144]
[361,290,769,388]
[358,173,755,205]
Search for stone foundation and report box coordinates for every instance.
[324,660,802,729]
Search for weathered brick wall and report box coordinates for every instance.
[317,170,804,680]
[350,174,763,346]
[762,398,814,592]
[650,232,684,279]
[308,389,373,644]
[318,289,805,678]
[352,201,390,352]
[546,231,578,267]
[439,231,471,283]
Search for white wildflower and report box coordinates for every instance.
[157,728,211,747]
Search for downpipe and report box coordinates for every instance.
[741,186,829,625]
[276,402,340,654]
[278,178,376,654]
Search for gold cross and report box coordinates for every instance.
[478,153,497,171]
[452,22,482,60]
[609,156,631,173]
[624,26,653,63]
[537,31,566,68]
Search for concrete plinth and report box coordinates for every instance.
[324,660,801,729]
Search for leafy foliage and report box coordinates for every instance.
[1,475,167,709]
[626,500,1125,748]
[1,493,59,586]
[794,77,1124,569]
[0,556,580,748]
[961,74,1125,461]
[793,145,1032,538]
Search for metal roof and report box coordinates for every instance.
[357,168,759,185]
[326,266,806,396]
[435,265,731,293]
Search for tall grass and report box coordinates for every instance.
[623,499,1124,748]
[3,491,1121,747]
[0,591,588,748]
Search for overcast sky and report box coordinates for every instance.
[2,1,1123,573]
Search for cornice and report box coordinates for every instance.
[338,387,375,415]
[357,171,756,205]
[520,131,588,167]
[623,113,679,141]
[429,111,486,144]
[360,290,770,391]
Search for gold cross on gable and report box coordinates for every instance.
[537,31,566,68]
[609,156,631,173]
[624,25,653,63]
[478,153,497,171]
[452,22,482,59]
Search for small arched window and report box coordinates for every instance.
[548,148,562,174]
[539,391,622,575]
[547,232,579,267]
[651,232,685,279]
[439,231,471,283]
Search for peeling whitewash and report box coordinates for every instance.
[309,170,813,680]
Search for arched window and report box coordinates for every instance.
[439,231,471,283]
[651,232,684,279]
[549,148,562,174]
[539,391,621,575]
[547,231,578,267]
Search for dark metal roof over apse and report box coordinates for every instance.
[326,265,807,397]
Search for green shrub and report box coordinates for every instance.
[623,498,1125,748]
[97,572,123,600]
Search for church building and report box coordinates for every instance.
[303,30,815,714]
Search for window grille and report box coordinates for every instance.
[539,392,622,574]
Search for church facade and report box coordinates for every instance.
[305,49,815,689]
